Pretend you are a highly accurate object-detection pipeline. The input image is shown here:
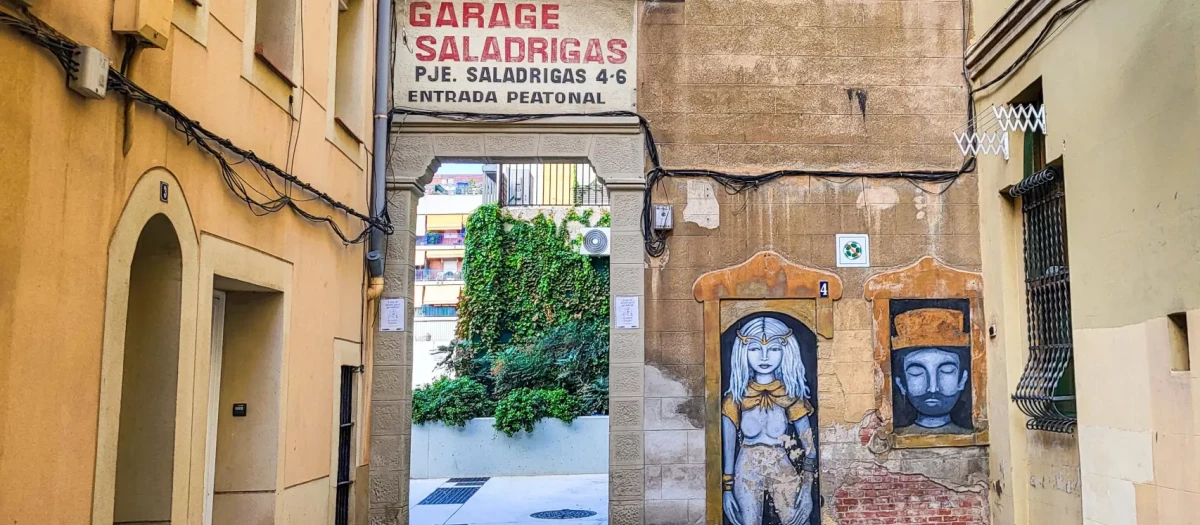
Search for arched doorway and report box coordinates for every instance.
[112,214,184,525]
[92,171,200,525]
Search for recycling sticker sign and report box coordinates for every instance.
[836,234,870,268]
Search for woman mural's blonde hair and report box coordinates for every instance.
[727,316,809,404]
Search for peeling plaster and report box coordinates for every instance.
[645,362,705,429]
[684,180,720,229]
[857,185,900,229]
[856,185,900,210]
[913,192,945,234]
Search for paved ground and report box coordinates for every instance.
[409,474,608,525]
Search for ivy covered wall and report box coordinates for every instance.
[415,204,612,435]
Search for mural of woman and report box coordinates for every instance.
[722,316,817,525]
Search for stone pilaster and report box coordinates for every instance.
[369,132,436,525]
[605,180,648,524]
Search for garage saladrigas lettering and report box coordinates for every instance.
[402,1,631,108]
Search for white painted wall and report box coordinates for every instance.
[410,416,609,479]
[411,337,446,389]
[417,194,486,216]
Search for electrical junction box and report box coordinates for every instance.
[69,47,110,99]
[112,0,171,49]
[652,204,674,231]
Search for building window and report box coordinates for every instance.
[334,365,356,525]
[255,0,298,84]
[334,0,367,140]
[1009,162,1077,433]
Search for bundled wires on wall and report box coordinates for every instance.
[0,9,391,244]
[390,107,971,258]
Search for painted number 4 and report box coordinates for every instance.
[819,281,829,298]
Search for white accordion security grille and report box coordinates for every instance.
[953,103,1047,160]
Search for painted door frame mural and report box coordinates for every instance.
[694,252,843,525]
[864,256,988,449]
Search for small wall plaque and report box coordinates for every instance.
[232,403,247,417]
[836,234,870,268]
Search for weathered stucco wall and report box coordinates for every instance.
[636,1,986,523]
[973,1,1200,524]
[0,0,375,523]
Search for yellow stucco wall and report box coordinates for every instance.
[0,0,376,523]
[974,0,1200,524]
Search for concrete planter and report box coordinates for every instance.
[410,416,609,479]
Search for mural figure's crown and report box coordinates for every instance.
[892,308,970,349]
[736,325,792,347]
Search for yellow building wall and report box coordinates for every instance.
[973,0,1200,524]
[0,0,376,523]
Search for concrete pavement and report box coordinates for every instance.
[409,474,608,525]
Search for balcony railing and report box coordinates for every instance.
[426,183,486,195]
[417,232,465,246]
[416,305,458,318]
[498,163,609,208]
[415,269,464,282]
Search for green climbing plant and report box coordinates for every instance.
[457,204,610,356]
[415,204,611,431]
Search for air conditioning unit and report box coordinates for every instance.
[579,227,610,257]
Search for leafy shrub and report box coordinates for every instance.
[541,320,608,396]
[491,346,557,398]
[541,388,584,421]
[579,376,609,416]
[412,377,494,427]
[493,388,584,436]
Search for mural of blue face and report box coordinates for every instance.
[888,301,974,436]
[896,347,969,428]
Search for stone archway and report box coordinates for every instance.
[369,117,648,525]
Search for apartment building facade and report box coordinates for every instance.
[411,166,482,387]
[969,0,1200,524]
[0,0,381,524]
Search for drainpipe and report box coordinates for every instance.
[367,0,393,279]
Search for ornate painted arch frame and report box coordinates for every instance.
[864,257,988,448]
[693,251,843,525]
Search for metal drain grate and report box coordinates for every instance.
[448,477,489,483]
[531,509,598,520]
[418,487,480,505]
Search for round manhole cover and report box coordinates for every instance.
[531,509,598,520]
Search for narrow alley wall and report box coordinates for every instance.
[633,1,987,523]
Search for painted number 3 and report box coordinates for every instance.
[595,69,627,84]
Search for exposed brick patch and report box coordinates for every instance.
[832,464,988,525]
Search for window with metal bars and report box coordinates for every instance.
[335,365,356,525]
[1009,165,1077,434]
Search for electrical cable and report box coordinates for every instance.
[389,107,971,257]
[973,0,1093,93]
[0,9,391,244]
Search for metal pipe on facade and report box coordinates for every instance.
[367,0,393,278]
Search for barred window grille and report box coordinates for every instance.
[335,365,356,525]
[1010,167,1078,433]
[498,163,609,207]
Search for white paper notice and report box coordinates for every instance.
[380,298,405,332]
[615,296,639,329]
